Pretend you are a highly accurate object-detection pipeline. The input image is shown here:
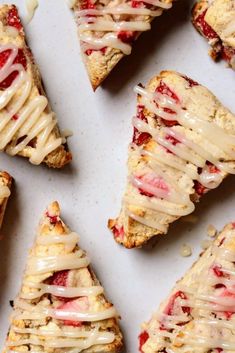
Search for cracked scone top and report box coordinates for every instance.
[0,5,72,167]
[71,0,174,89]
[108,71,235,248]
[139,222,235,353]
[0,170,12,228]
[192,0,235,70]
[3,202,123,353]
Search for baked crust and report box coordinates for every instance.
[3,201,123,353]
[109,70,235,248]
[139,223,235,352]
[0,5,72,168]
[192,0,235,68]
[72,0,174,90]
[0,170,12,229]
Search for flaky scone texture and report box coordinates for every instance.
[109,70,235,248]
[0,5,72,168]
[139,223,235,353]
[3,201,123,353]
[72,0,174,90]
[192,0,235,67]
[0,170,12,228]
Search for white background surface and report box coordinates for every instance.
[0,0,235,351]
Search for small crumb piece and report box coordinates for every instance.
[207,224,217,238]
[180,243,192,257]
[201,239,213,250]
[181,215,198,224]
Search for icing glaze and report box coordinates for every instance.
[142,228,235,352]
[0,44,62,165]
[76,0,172,54]
[9,221,118,351]
[125,81,235,230]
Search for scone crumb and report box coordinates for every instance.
[180,243,192,257]
[201,239,213,250]
[207,224,217,238]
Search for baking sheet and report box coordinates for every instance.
[0,0,235,351]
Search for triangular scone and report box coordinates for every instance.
[0,5,72,167]
[108,71,235,248]
[192,0,235,70]
[71,0,174,90]
[0,170,12,228]
[3,201,123,353]
[139,223,235,353]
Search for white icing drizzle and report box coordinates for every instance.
[25,0,39,23]
[76,0,172,54]
[10,225,118,351]
[0,44,62,165]
[146,228,235,351]
[126,83,235,230]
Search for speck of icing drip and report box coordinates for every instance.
[207,224,217,238]
[180,243,192,257]
[25,0,39,23]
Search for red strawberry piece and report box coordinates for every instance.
[132,0,144,7]
[85,47,107,56]
[81,0,95,10]
[6,6,23,31]
[156,81,180,103]
[139,331,149,353]
[165,135,180,146]
[112,225,124,240]
[194,180,207,196]
[164,291,190,316]
[57,297,89,327]
[195,10,218,40]
[137,105,147,122]
[50,270,69,287]
[132,129,152,146]
[11,114,19,121]
[136,173,169,198]
[225,311,233,320]
[212,265,224,278]
[232,223,235,229]
[215,283,226,289]
[222,46,235,62]
[161,118,178,127]
[117,31,136,44]
[207,162,220,174]
[0,49,27,90]
[48,270,69,301]
[46,211,58,224]
[182,75,199,88]
[216,349,223,353]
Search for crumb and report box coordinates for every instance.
[201,239,213,250]
[181,215,198,224]
[180,243,192,257]
[207,224,217,238]
[9,300,13,307]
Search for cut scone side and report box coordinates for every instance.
[192,0,235,69]
[0,170,12,229]
[109,70,235,248]
[139,222,235,353]
[3,201,123,353]
[0,5,72,168]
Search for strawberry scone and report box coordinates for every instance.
[3,201,123,353]
[139,222,235,353]
[0,5,72,167]
[71,0,174,89]
[192,0,235,70]
[108,71,235,248]
[0,170,12,228]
